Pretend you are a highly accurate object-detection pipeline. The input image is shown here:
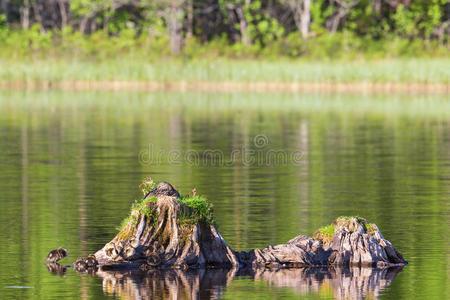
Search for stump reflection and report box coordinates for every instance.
[96,266,403,299]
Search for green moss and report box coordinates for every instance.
[117,214,136,231]
[178,195,215,226]
[313,216,378,243]
[117,196,158,232]
[364,223,376,236]
[313,224,335,244]
[334,216,378,236]
[117,214,140,240]
[117,227,135,240]
[337,215,365,223]
[116,196,158,240]
[133,196,157,210]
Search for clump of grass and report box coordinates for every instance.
[178,195,215,226]
[330,216,378,236]
[117,196,158,232]
[337,216,377,236]
[313,224,336,244]
[139,177,156,196]
[117,215,136,232]
[337,215,365,223]
[132,196,157,211]
[314,216,379,243]
[140,199,158,225]
[364,223,377,236]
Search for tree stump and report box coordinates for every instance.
[93,195,238,270]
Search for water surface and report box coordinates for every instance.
[0,90,448,299]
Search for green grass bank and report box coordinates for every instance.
[0,29,449,89]
[1,58,449,90]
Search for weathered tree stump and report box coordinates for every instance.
[326,217,406,267]
[93,192,238,270]
[72,181,407,272]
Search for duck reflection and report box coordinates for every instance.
[45,263,68,277]
[94,266,402,300]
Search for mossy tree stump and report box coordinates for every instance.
[94,193,238,270]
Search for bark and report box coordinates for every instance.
[299,0,311,38]
[287,0,311,39]
[326,0,359,33]
[21,0,30,30]
[186,0,193,38]
[168,2,184,54]
[235,4,250,45]
[327,218,406,267]
[79,14,90,34]
[57,0,67,28]
[31,0,45,32]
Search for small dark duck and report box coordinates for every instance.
[144,182,181,199]
[45,248,68,263]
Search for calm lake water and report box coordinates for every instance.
[0,90,449,299]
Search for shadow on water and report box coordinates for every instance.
[54,266,403,299]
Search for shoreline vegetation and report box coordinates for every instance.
[0,57,449,93]
[1,0,449,92]
[1,79,448,94]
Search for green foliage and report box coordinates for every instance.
[117,196,157,232]
[337,215,365,223]
[179,195,215,226]
[336,216,378,236]
[313,224,335,244]
[132,196,157,211]
[0,14,6,27]
[318,224,335,237]
[313,216,378,243]
[243,2,285,47]
[117,215,136,231]
[0,0,448,56]
[139,177,156,196]
[0,26,446,64]
[365,223,376,236]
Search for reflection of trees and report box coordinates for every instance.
[95,266,402,300]
[21,120,30,276]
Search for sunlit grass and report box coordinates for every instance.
[179,195,215,226]
[313,224,336,244]
[0,58,449,84]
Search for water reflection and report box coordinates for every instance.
[44,263,68,277]
[1,91,448,299]
[242,267,403,299]
[93,266,403,300]
[98,268,235,300]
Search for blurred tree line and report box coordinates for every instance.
[0,0,448,56]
